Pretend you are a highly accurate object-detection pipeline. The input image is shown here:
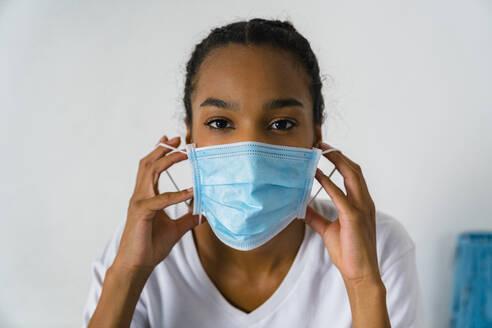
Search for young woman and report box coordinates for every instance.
[82,18,425,327]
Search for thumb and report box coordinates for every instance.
[173,211,202,240]
[305,206,332,238]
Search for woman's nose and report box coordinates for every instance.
[230,134,271,145]
[229,124,272,144]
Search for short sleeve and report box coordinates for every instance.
[377,215,427,328]
[81,221,149,328]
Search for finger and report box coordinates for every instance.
[173,211,202,240]
[142,135,183,168]
[304,205,332,237]
[315,168,355,216]
[139,188,193,211]
[136,142,188,196]
[150,151,188,184]
[322,144,375,216]
[137,136,182,186]
[319,142,365,209]
[143,151,188,195]
[328,144,371,199]
[338,154,375,214]
[135,135,173,191]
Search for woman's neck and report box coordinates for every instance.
[188,198,306,277]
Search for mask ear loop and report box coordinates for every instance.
[154,143,194,210]
[307,147,341,207]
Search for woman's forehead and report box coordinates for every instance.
[193,44,311,104]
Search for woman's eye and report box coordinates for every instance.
[269,119,296,130]
[205,118,233,129]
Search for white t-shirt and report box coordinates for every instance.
[81,198,426,327]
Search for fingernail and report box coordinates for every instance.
[186,187,193,193]
[154,135,167,147]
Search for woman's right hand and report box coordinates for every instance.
[111,135,200,276]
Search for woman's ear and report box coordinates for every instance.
[184,118,192,144]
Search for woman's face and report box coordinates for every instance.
[185,43,322,149]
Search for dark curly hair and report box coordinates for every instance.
[182,18,326,128]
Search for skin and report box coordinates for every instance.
[88,44,391,327]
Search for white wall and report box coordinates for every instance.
[1,0,491,327]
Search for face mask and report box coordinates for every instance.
[156,140,338,251]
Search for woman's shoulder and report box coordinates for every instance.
[309,198,416,275]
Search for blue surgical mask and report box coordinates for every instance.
[156,140,338,251]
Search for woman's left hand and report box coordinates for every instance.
[305,142,381,286]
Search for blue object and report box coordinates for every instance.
[185,141,332,250]
[451,231,492,328]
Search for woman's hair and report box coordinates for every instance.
[182,18,326,127]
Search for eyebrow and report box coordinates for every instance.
[199,97,304,111]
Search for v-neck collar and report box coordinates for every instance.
[179,202,314,326]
